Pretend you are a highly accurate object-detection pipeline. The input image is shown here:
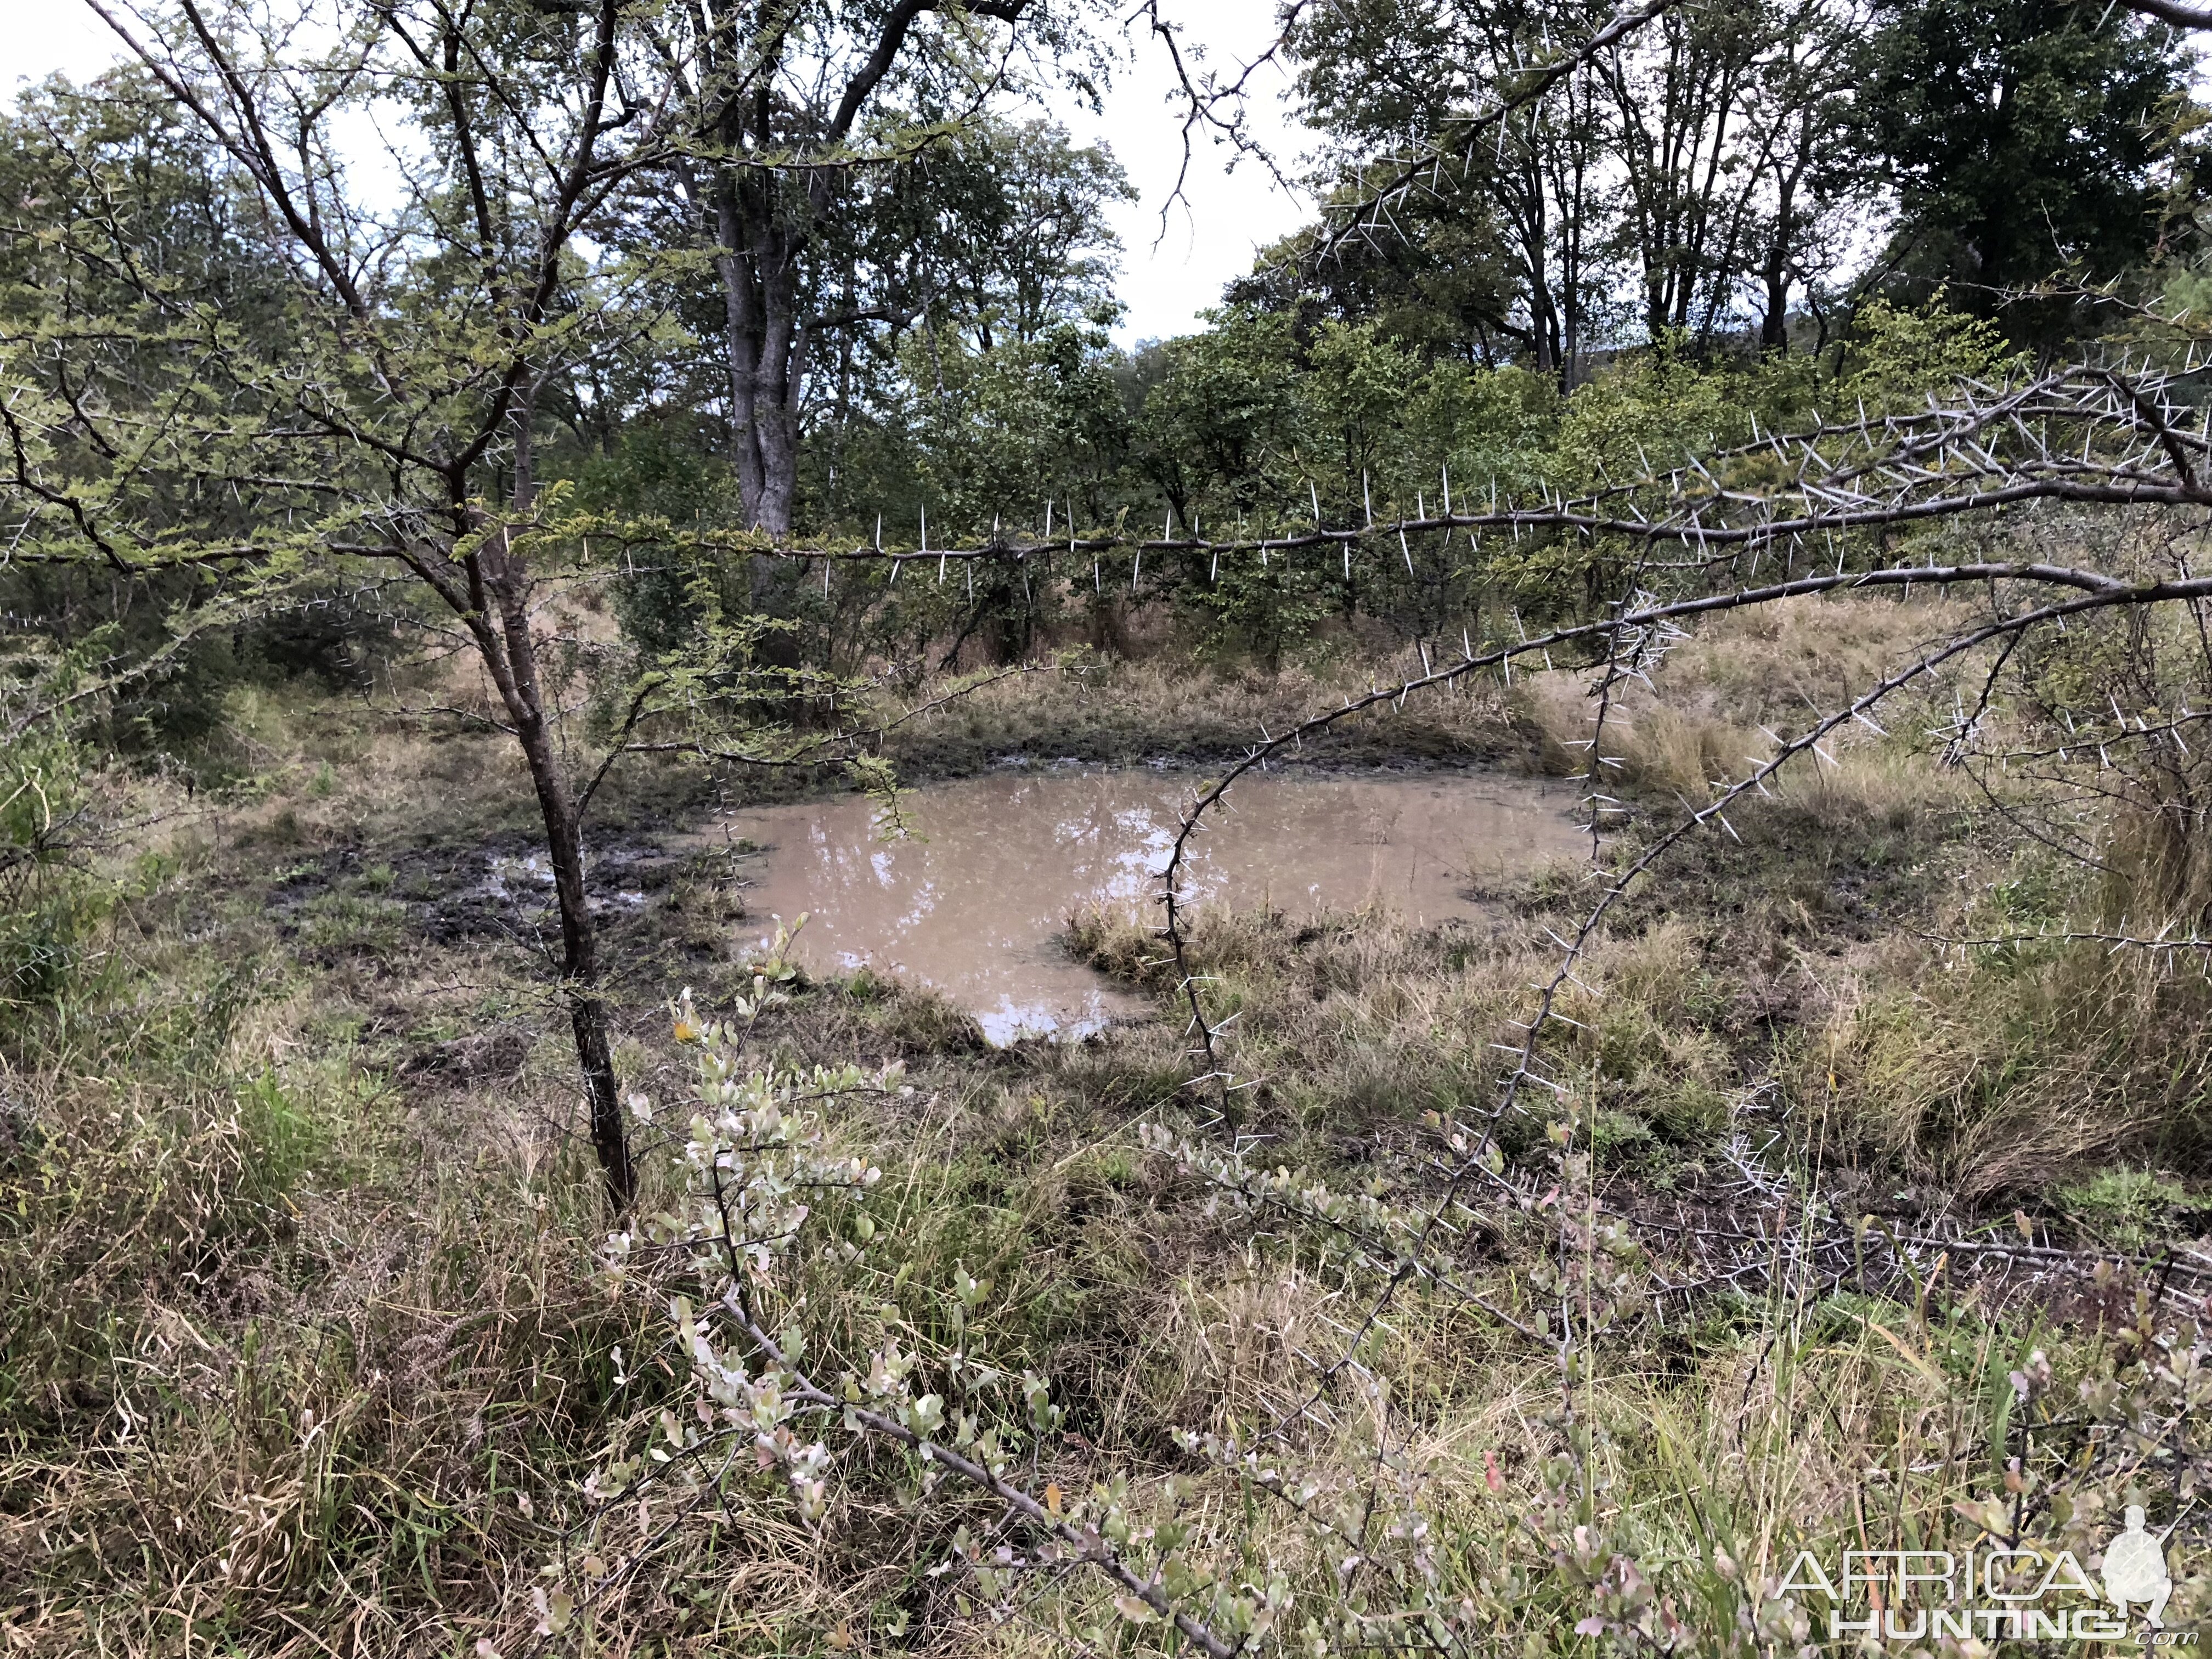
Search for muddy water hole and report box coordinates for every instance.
[701,766,1584,1043]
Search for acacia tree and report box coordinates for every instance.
[1740,5,1872,351]
[0,0,678,1205]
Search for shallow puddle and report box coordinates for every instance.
[715,768,1584,1045]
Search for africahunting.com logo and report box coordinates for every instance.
[1776,1509,2195,1643]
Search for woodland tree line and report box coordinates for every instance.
[5,0,2201,640]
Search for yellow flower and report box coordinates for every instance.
[672,987,702,1044]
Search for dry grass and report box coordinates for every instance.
[882,650,1522,779]
[6,616,2211,1654]
[1513,592,1984,822]
[0,913,673,1654]
[1810,921,2212,1197]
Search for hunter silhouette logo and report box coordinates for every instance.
[2103,1506,2177,1628]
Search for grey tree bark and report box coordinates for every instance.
[683,0,1034,538]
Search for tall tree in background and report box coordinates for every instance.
[1229,186,1523,365]
[589,109,1131,534]
[1741,5,1874,352]
[1290,0,1871,372]
[1592,0,1870,347]
[1867,0,2194,340]
[886,119,1131,354]
[1294,0,1618,375]
[1283,0,2197,365]
[654,1,1092,539]
[1594,0,1771,342]
[801,117,1132,525]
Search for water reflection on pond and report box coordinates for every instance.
[716,768,1583,1045]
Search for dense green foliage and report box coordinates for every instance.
[1869,0,2196,343]
[2,0,2200,704]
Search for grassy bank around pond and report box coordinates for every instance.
[4,602,2209,1655]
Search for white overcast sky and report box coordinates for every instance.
[5,1,1316,344]
[1060,1,1317,341]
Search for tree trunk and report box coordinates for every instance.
[513,703,631,1209]
[712,171,803,540]
[1760,267,1791,353]
[458,407,635,1212]
[517,710,634,1212]
[1762,121,1814,356]
[708,169,810,685]
[510,599,631,1206]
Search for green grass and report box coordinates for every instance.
[2057,1166,2193,1250]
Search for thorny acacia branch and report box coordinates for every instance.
[1136,362,2212,1459]
[15,363,2211,592]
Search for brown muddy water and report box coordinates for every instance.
[714,768,1584,1045]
